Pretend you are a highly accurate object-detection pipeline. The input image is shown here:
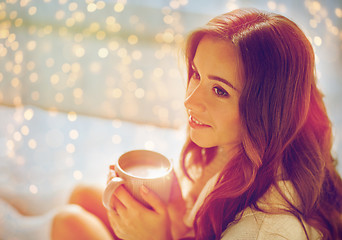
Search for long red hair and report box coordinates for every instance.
[181,8,342,240]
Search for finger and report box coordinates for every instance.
[114,185,143,209]
[140,185,166,214]
[107,168,117,184]
[111,195,126,214]
[107,197,129,239]
[107,210,125,239]
[107,206,118,218]
[107,205,120,229]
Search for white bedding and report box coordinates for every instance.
[0,105,185,239]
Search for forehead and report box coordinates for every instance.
[195,36,239,62]
[193,36,243,89]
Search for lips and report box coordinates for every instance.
[188,114,210,128]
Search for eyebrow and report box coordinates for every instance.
[191,61,239,92]
[208,75,238,92]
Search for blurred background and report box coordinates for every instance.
[0,0,341,239]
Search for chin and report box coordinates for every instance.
[190,136,215,148]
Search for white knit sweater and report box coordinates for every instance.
[182,173,322,239]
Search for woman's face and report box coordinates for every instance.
[184,35,243,150]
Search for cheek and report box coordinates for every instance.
[220,113,242,140]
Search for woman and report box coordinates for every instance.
[51,8,342,240]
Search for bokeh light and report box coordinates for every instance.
[0,1,340,238]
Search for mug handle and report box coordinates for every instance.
[102,177,124,210]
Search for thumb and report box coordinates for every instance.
[140,185,166,214]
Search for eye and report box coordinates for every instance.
[213,86,229,97]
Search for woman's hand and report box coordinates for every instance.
[105,166,189,240]
[167,171,191,239]
[107,184,172,240]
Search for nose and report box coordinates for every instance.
[184,82,206,113]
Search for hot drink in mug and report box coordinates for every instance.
[102,150,173,210]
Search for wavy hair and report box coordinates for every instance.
[181,8,342,240]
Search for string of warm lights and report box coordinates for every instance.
[0,0,190,129]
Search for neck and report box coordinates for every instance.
[216,144,240,164]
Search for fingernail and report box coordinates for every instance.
[141,185,149,194]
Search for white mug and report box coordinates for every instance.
[102,150,173,210]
